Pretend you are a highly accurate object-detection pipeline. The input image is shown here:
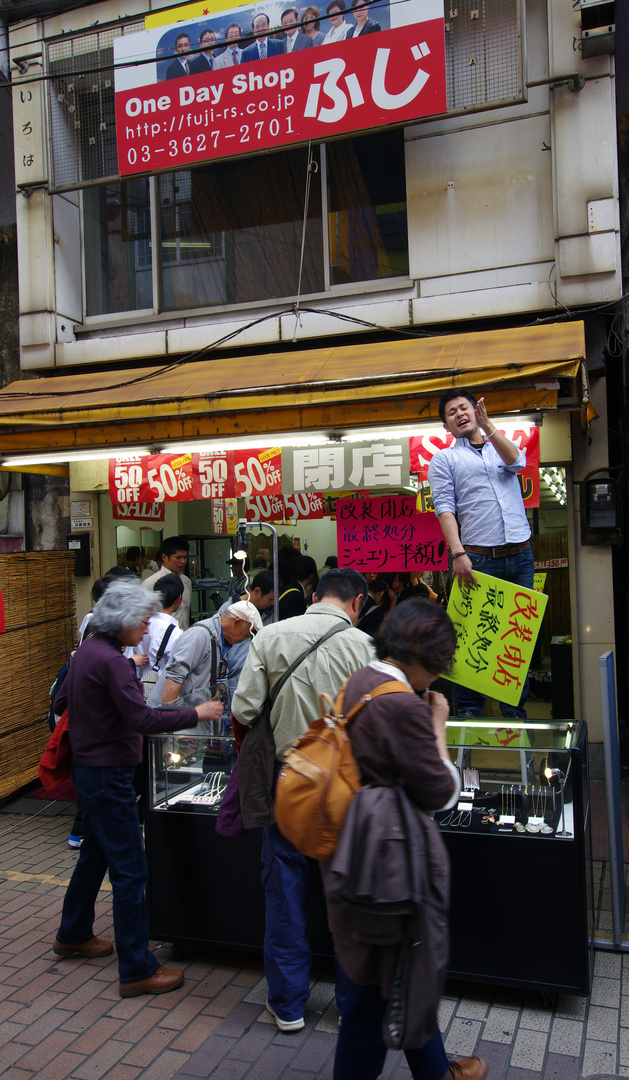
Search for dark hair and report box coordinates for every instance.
[324,555,338,569]
[327,0,345,12]
[226,21,242,35]
[438,388,477,424]
[154,572,184,608]
[159,535,189,559]
[351,0,371,7]
[375,599,456,675]
[298,555,318,583]
[92,567,134,604]
[175,31,190,46]
[282,6,299,19]
[199,28,215,42]
[126,546,141,562]
[317,567,367,603]
[369,576,392,613]
[278,545,300,588]
[252,10,270,27]
[397,582,431,602]
[251,571,274,596]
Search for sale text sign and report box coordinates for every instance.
[443,572,548,707]
[336,495,447,572]
[114,0,446,175]
[108,447,282,505]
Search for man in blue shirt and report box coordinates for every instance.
[428,389,534,718]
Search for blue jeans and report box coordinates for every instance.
[333,975,450,1080]
[262,766,348,1022]
[57,765,159,985]
[455,545,535,718]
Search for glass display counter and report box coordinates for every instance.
[144,716,593,993]
[437,719,593,995]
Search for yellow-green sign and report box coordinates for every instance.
[533,572,547,592]
[444,572,548,707]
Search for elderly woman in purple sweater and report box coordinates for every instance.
[52,580,222,998]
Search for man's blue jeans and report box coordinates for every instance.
[57,765,159,985]
[455,545,535,718]
[333,974,450,1080]
[262,821,313,1022]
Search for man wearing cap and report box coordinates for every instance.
[217,573,275,692]
[156,601,262,707]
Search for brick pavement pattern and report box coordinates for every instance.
[0,810,624,1079]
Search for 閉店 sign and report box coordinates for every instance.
[114,0,446,175]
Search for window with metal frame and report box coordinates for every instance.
[445,0,522,112]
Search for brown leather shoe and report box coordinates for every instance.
[119,965,184,998]
[449,1057,488,1080]
[53,936,114,959]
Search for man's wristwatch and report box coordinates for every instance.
[452,551,467,560]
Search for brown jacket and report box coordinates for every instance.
[322,665,455,1047]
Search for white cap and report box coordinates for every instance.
[226,600,263,632]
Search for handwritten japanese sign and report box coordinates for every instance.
[444,572,548,707]
[336,495,447,572]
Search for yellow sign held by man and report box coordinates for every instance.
[444,571,548,707]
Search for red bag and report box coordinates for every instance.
[38,708,74,792]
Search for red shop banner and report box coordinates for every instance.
[245,491,324,523]
[109,448,283,505]
[409,426,540,507]
[114,10,446,176]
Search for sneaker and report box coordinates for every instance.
[457,711,482,718]
[68,835,83,848]
[265,1000,305,1032]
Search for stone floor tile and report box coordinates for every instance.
[315,1000,340,1033]
[170,1014,222,1052]
[581,1038,617,1076]
[594,951,622,979]
[306,981,336,1012]
[590,975,622,1008]
[586,1004,619,1043]
[555,996,588,1021]
[621,995,629,1027]
[437,997,457,1031]
[242,975,268,1006]
[24,1050,87,1080]
[482,1006,518,1044]
[134,1049,191,1080]
[510,1027,548,1070]
[541,1052,580,1080]
[620,1025,629,1066]
[456,999,488,1021]
[213,1001,269,1039]
[173,1034,236,1076]
[519,1005,553,1033]
[548,1017,583,1058]
[444,1018,482,1057]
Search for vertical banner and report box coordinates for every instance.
[212,497,239,534]
[443,572,548,706]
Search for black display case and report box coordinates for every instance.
[144,717,593,994]
[436,719,593,995]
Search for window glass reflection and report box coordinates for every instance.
[84,179,152,315]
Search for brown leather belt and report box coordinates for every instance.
[464,541,531,558]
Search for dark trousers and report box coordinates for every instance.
[57,765,159,985]
[333,975,450,1080]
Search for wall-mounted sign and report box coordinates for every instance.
[336,495,447,572]
[283,439,410,494]
[114,0,446,176]
[111,502,166,522]
[71,518,93,529]
[71,500,92,516]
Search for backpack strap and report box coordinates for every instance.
[278,587,302,602]
[336,680,413,727]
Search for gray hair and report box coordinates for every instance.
[90,580,161,634]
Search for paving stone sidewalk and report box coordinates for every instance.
[0,810,626,1079]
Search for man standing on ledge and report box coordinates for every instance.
[428,388,534,719]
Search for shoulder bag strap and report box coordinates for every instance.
[270,620,349,706]
[278,587,301,602]
[152,623,176,670]
[341,680,413,726]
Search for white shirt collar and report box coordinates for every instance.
[368,658,412,690]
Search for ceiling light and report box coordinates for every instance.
[1,448,151,466]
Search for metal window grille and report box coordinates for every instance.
[445,0,522,111]
[47,21,143,190]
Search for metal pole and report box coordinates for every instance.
[599,651,625,948]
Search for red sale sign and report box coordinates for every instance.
[114,10,446,175]
[111,502,166,522]
[234,447,282,498]
[245,492,324,522]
